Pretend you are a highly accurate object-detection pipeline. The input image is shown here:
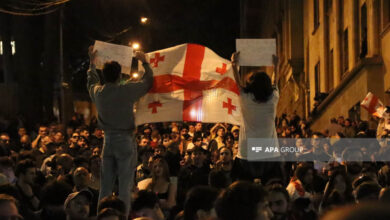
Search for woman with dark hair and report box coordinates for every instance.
[320,169,354,212]
[286,163,314,201]
[230,52,282,182]
[146,158,177,210]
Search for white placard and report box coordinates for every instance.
[235,39,276,66]
[93,40,133,74]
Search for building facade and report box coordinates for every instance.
[255,0,390,131]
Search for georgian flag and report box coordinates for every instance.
[361,92,387,118]
[134,43,242,125]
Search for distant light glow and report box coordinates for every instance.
[140,17,148,24]
[132,42,140,50]
[132,72,139,78]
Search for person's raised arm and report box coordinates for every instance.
[123,51,154,100]
[231,52,246,88]
[87,46,100,102]
[272,54,279,87]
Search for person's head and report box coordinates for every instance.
[243,71,274,103]
[195,123,202,132]
[132,190,164,220]
[191,147,207,168]
[294,163,314,185]
[15,159,36,185]
[89,155,101,174]
[150,157,170,182]
[192,134,203,148]
[266,184,290,220]
[355,181,381,203]
[216,126,225,138]
[223,133,234,147]
[73,167,90,190]
[79,128,89,139]
[38,125,49,136]
[139,136,150,148]
[103,61,121,83]
[219,147,233,164]
[20,134,31,146]
[0,194,23,220]
[153,145,166,157]
[17,127,27,137]
[54,131,65,144]
[327,169,349,195]
[345,119,352,127]
[216,181,273,220]
[41,180,72,217]
[181,125,189,136]
[184,186,219,220]
[56,153,74,173]
[92,147,101,157]
[98,196,126,216]
[70,132,80,144]
[0,133,10,147]
[98,208,125,220]
[94,128,103,139]
[231,126,239,139]
[64,190,92,219]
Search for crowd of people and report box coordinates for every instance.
[0,111,389,220]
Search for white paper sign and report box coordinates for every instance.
[94,40,133,74]
[236,39,276,66]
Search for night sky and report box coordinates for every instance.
[63,0,240,93]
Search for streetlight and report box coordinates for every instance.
[140,17,148,24]
[130,42,140,50]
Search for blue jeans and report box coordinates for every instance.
[98,132,136,216]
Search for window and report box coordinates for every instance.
[348,102,361,122]
[314,0,320,31]
[0,41,16,55]
[383,0,390,28]
[342,29,349,73]
[315,61,320,95]
[328,49,334,91]
[360,3,367,58]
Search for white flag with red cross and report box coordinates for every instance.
[360,92,387,118]
[134,43,242,125]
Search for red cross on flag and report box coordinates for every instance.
[134,43,242,125]
[360,92,387,118]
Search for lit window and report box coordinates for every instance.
[0,41,16,55]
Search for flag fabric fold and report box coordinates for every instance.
[361,92,387,118]
[135,43,242,125]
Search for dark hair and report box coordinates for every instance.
[97,208,125,220]
[102,61,121,83]
[223,132,234,145]
[294,163,313,183]
[132,190,159,212]
[243,72,274,103]
[322,169,353,207]
[266,184,290,203]
[40,180,72,206]
[184,186,219,220]
[15,159,35,177]
[98,195,126,215]
[215,181,268,220]
[355,182,381,202]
